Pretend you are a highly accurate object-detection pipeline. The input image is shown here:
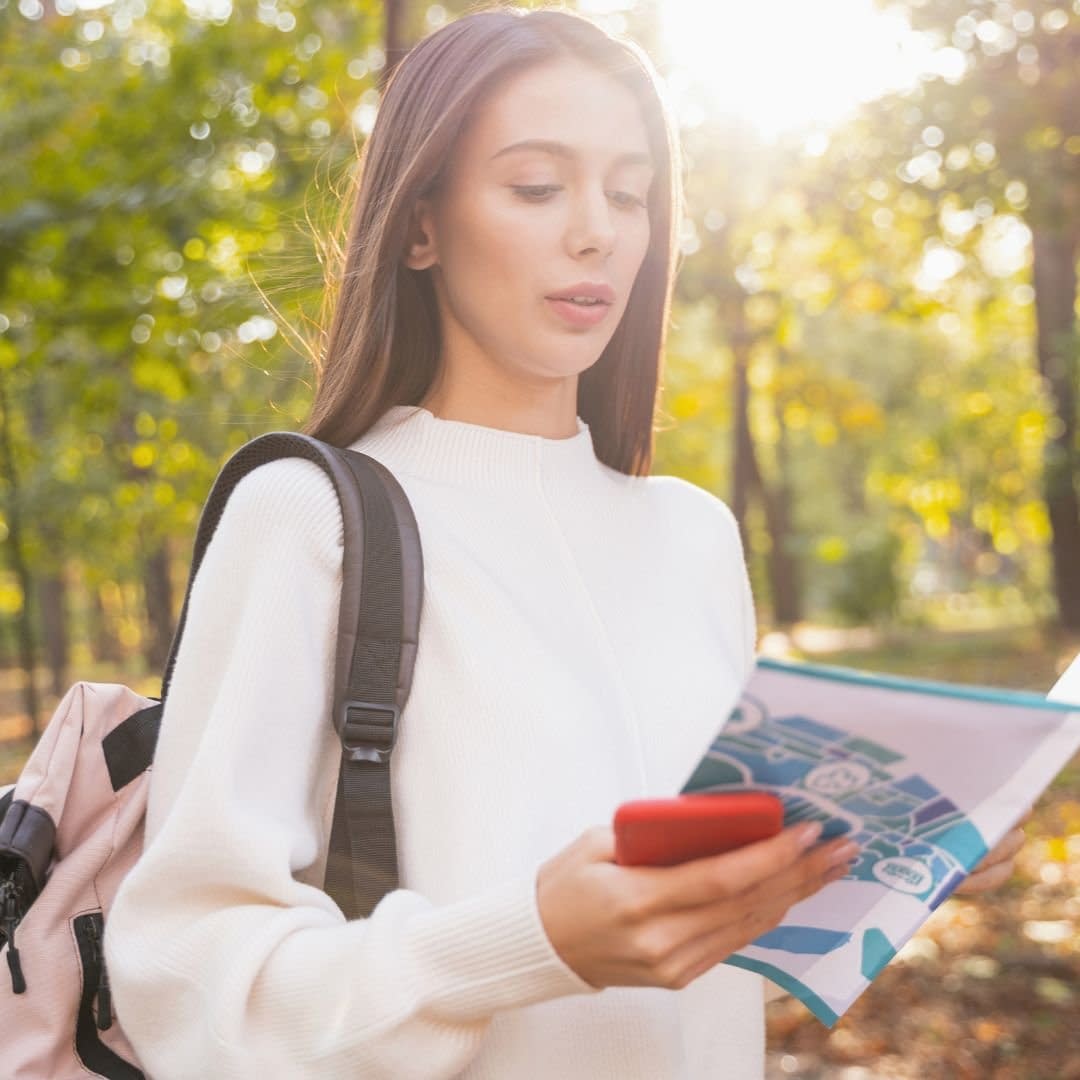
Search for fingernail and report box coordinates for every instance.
[828,840,861,866]
[795,821,824,849]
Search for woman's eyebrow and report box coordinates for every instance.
[489,138,652,169]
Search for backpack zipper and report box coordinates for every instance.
[0,875,27,993]
[72,912,145,1079]
[74,910,112,1029]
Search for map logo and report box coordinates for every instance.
[871,856,933,894]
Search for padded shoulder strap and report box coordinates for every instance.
[161,433,422,730]
[321,446,423,918]
[109,431,422,918]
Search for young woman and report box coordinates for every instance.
[105,6,1025,1077]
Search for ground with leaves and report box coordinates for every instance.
[2,627,1078,1079]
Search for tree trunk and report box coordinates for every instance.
[741,406,801,627]
[141,535,174,673]
[766,377,803,626]
[730,306,754,544]
[88,584,124,665]
[0,367,41,734]
[729,307,803,625]
[36,564,69,700]
[1031,222,1080,631]
[26,375,71,708]
[380,0,406,90]
[0,608,14,668]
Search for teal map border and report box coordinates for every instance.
[757,656,1078,713]
[724,954,840,1027]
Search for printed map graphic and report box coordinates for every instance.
[674,660,1079,1026]
[683,693,988,911]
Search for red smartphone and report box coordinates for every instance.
[613,792,785,867]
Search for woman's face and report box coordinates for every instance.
[405,56,655,403]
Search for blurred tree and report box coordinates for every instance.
[0,364,41,732]
[657,3,1077,632]
[873,0,1080,626]
[0,0,387,722]
[2,0,1078,718]
[662,118,807,626]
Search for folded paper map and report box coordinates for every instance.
[680,656,1080,1026]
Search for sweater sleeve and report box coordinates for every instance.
[104,455,595,1080]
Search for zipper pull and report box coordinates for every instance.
[4,944,24,995]
[0,878,26,994]
[85,914,113,1030]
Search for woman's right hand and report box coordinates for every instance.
[536,820,856,991]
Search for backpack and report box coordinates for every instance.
[0,431,423,1079]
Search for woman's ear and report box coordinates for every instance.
[403,198,438,270]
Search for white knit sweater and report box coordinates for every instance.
[106,404,764,1079]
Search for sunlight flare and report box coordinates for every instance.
[659,0,936,138]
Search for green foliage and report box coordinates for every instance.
[0,0,1077,643]
[655,3,1079,629]
[0,0,386,606]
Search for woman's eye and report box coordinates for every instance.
[510,185,646,209]
[512,185,561,200]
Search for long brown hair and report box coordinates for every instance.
[301,4,682,476]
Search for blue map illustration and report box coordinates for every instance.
[682,692,989,932]
[675,661,1079,1026]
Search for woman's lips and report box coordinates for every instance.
[545,296,612,328]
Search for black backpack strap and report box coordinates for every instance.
[133,431,421,920]
[323,449,422,918]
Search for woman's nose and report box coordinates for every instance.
[566,187,617,258]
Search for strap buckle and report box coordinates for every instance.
[340,700,399,764]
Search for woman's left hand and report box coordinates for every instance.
[952,809,1033,895]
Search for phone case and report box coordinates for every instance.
[613,792,785,867]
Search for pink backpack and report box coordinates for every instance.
[0,432,423,1078]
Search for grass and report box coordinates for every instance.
[777,623,1079,693]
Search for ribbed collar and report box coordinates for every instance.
[348,404,607,490]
